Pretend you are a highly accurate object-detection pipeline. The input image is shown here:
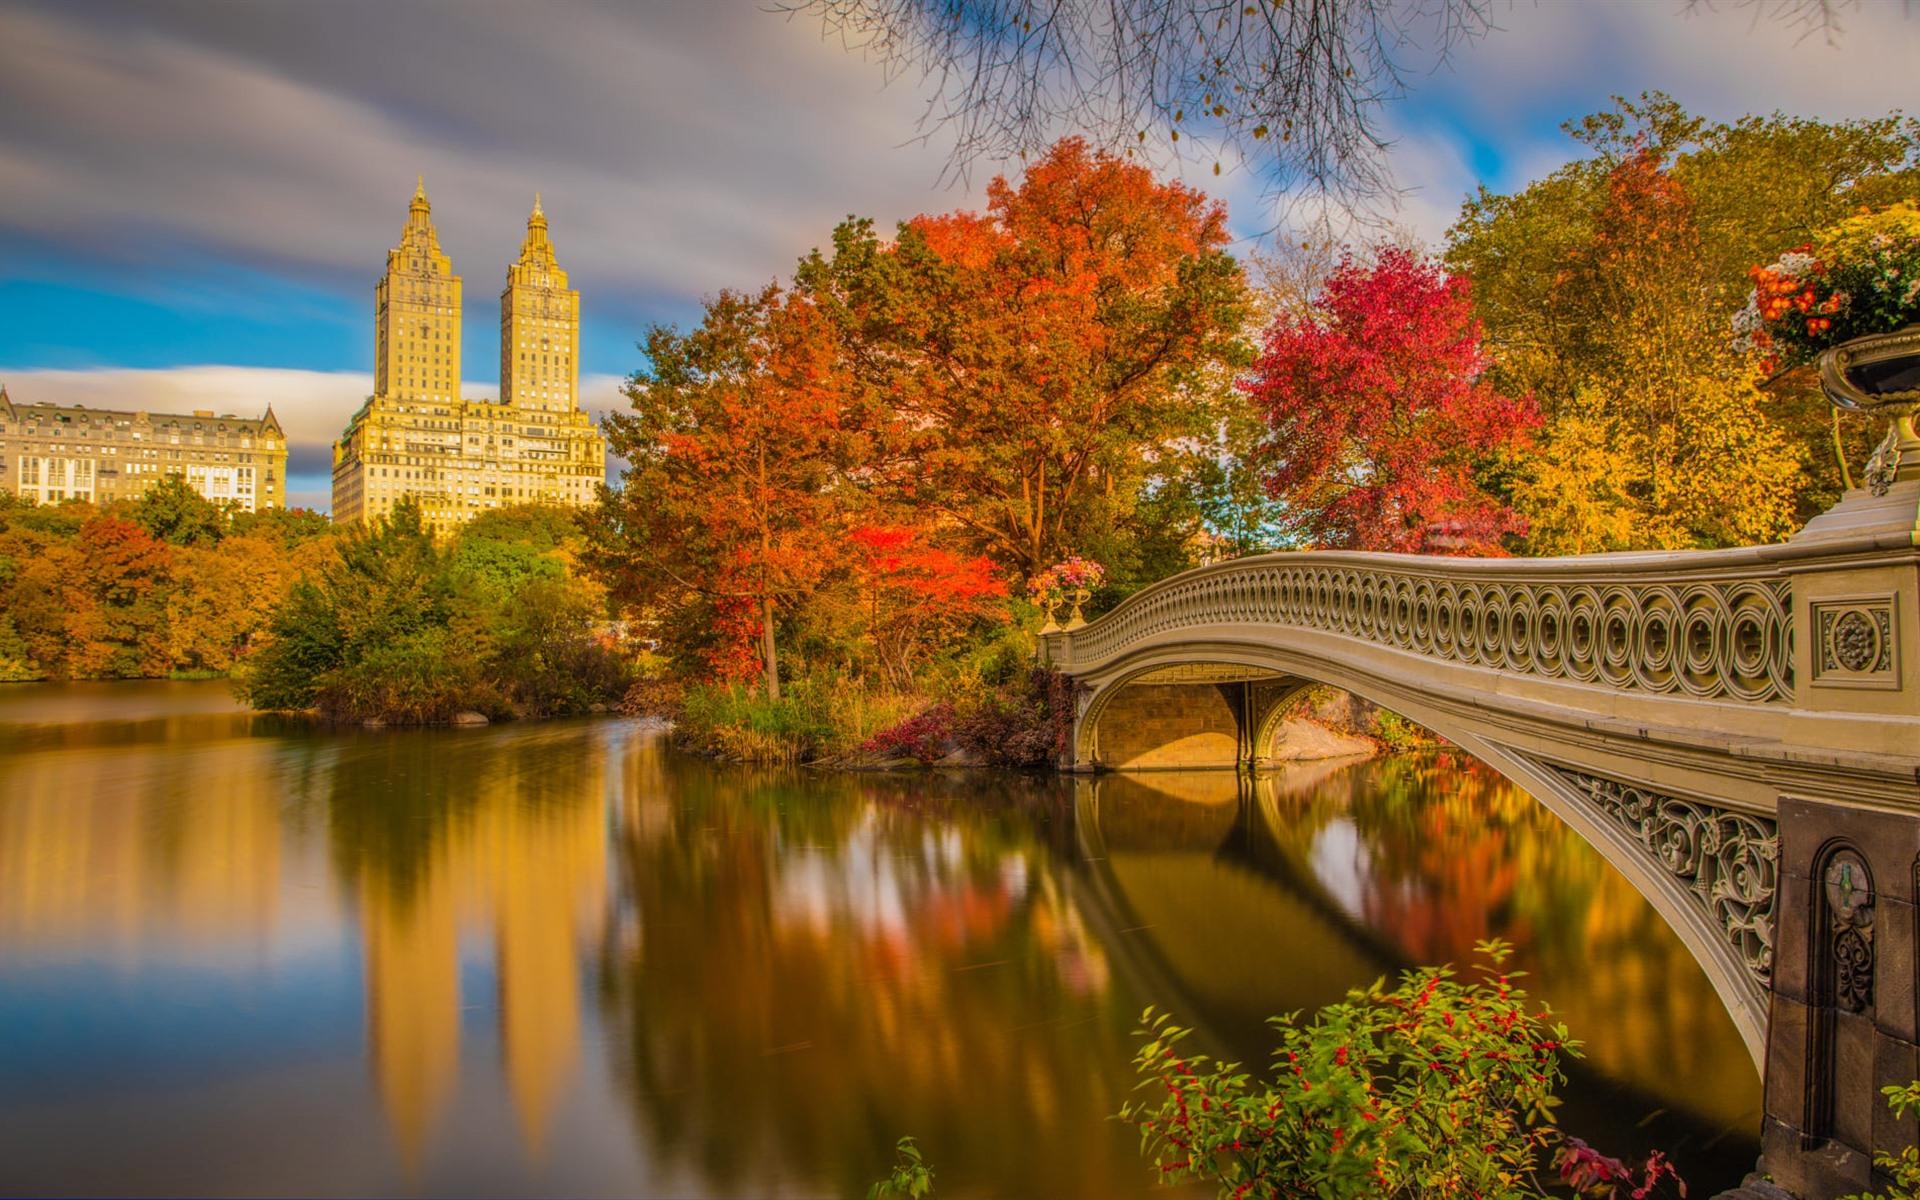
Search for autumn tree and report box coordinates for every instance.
[61,514,176,678]
[1502,148,1802,552]
[795,137,1248,582]
[1448,94,1915,527]
[843,525,1007,688]
[593,285,859,697]
[1242,247,1537,555]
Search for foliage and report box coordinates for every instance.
[949,668,1076,768]
[1117,942,1684,1200]
[673,673,927,765]
[1449,94,1917,526]
[1736,203,1920,371]
[859,702,956,764]
[593,284,858,698]
[233,500,628,723]
[1243,247,1538,554]
[1840,1082,1920,1200]
[130,474,226,547]
[0,488,339,681]
[846,526,1008,689]
[793,137,1249,580]
[867,1135,934,1200]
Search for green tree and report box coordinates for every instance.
[130,474,227,546]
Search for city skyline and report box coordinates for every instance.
[2,1,1918,508]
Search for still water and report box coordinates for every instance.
[0,681,1760,1197]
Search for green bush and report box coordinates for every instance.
[234,499,628,724]
[1118,942,1683,1200]
[1843,1082,1920,1200]
[867,1136,934,1199]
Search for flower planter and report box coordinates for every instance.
[1819,325,1920,496]
[1818,324,1920,412]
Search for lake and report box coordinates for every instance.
[0,680,1760,1197]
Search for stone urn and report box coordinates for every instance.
[1063,586,1091,630]
[1819,324,1920,494]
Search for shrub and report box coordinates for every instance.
[1842,1082,1920,1200]
[950,667,1076,768]
[859,702,955,763]
[1118,942,1684,1200]
[867,1136,934,1200]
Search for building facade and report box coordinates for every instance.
[0,385,287,511]
[332,180,606,535]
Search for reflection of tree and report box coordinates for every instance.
[596,752,1156,1199]
[1248,755,1760,1133]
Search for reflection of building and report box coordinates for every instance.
[0,385,287,511]
[357,767,608,1164]
[331,180,606,535]
[0,752,287,953]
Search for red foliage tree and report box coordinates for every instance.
[1242,247,1538,555]
[848,525,1007,687]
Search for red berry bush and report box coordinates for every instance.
[1117,941,1685,1200]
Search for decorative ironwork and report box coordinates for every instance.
[1548,766,1777,989]
[1823,848,1875,1014]
[1057,560,1794,703]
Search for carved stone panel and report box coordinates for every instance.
[1812,596,1899,691]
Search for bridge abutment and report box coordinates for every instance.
[1760,797,1920,1198]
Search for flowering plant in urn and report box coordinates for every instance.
[1734,203,1920,374]
[1737,203,1920,493]
[1028,555,1106,631]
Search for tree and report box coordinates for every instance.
[63,514,175,678]
[593,285,859,698]
[845,525,1008,688]
[1448,94,1918,525]
[796,137,1248,581]
[790,2,1855,212]
[1500,147,1802,552]
[1242,247,1537,555]
[131,474,227,546]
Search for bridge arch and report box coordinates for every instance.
[1068,640,1779,1066]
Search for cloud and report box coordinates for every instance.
[2,365,636,512]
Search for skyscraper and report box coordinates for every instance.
[331,181,607,534]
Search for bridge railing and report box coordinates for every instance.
[1044,545,1799,704]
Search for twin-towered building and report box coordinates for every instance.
[331,179,607,534]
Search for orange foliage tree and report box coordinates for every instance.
[794,137,1248,581]
[594,285,862,697]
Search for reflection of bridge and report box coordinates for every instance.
[1064,768,1761,1178]
[1042,483,1920,1199]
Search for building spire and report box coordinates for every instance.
[411,174,430,216]
[531,192,544,225]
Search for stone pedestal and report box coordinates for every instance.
[1761,798,1920,1199]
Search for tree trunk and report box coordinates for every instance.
[761,595,781,703]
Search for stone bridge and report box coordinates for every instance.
[1040,482,1920,1198]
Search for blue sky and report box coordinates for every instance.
[2,0,1916,508]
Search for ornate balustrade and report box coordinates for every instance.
[1049,549,1796,704]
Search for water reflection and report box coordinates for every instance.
[0,683,1760,1197]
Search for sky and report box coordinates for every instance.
[1,0,1917,510]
